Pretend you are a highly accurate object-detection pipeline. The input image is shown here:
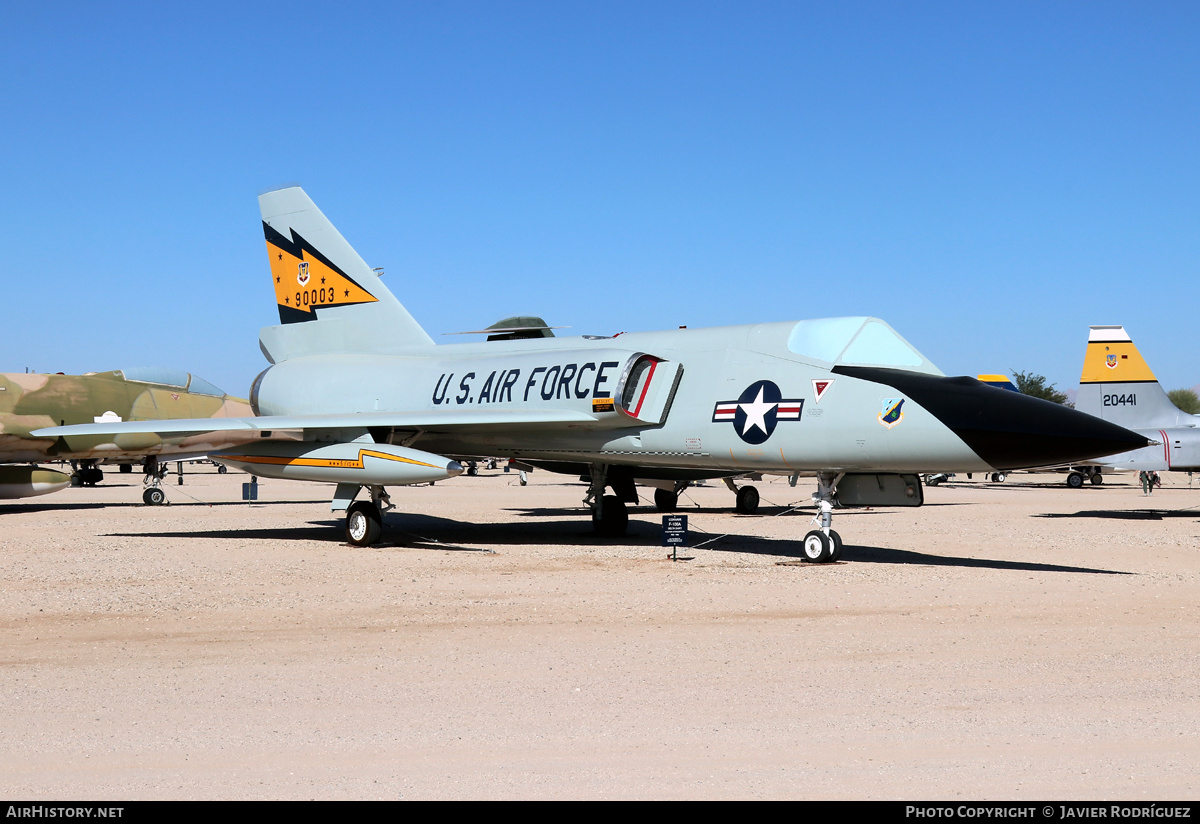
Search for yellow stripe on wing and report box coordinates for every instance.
[221,449,438,470]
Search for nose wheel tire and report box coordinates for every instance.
[803,530,839,563]
[828,530,844,562]
[346,501,382,546]
[143,487,166,506]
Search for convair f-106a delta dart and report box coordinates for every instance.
[38,187,1148,561]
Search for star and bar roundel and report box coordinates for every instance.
[712,380,804,444]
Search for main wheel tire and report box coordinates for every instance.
[119,464,133,474]
[346,501,382,546]
[1067,472,1085,489]
[654,488,678,512]
[217,464,228,474]
[143,487,165,506]
[735,485,760,514]
[828,530,844,562]
[802,530,832,563]
[925,475,941,487]
[592,495,629,537]
[1090,473,1103,486]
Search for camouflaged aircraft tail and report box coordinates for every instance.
[257,187,433,362]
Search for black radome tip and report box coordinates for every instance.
[833,367,1150,470]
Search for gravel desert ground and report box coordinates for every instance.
[2,466,1198,799]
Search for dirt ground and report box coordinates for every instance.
[1,464,1198,800]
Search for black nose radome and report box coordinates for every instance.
[832,366,1151,470]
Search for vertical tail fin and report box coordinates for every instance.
[1076,326,1185,427]
[977,374,1018,392]
[257,187,433,362]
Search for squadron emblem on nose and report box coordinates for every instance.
[878,398,905,429]
[712,380,804,444]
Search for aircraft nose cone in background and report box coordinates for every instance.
[834,366,1151,470]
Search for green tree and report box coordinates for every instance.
[1011,370,1069,405]
[1168,388,1200,415]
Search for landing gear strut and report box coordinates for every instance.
[585,464,632,537]
[653,480,691,512]
[803,472,844,563]
[141,457,169,505]
[69,460,103,487]
[723,478,760,514]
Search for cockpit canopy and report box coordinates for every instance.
[787,317,941,375]
[111,367,227,397]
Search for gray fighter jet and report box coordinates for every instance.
[37,188,1148,560]
[1065,325,1199,487]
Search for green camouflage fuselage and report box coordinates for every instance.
[0,370,253,463]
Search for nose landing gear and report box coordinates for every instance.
[803,472,844,563]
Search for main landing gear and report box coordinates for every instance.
[802,472,844,564]
[586,467,845,562]
[650,477,762,515]
[336,484,393,546]
[651,480,696,513]
[141,457,169,505]
[346,500,382,546]
[585,464,635,537]
[723,478,761,514]
[1066,467,1103,488]
[69,460,103,487]
[654,487,678,512]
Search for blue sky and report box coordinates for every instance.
[2,2,1196,398]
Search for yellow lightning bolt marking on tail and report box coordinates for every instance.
[266,240,378,316]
